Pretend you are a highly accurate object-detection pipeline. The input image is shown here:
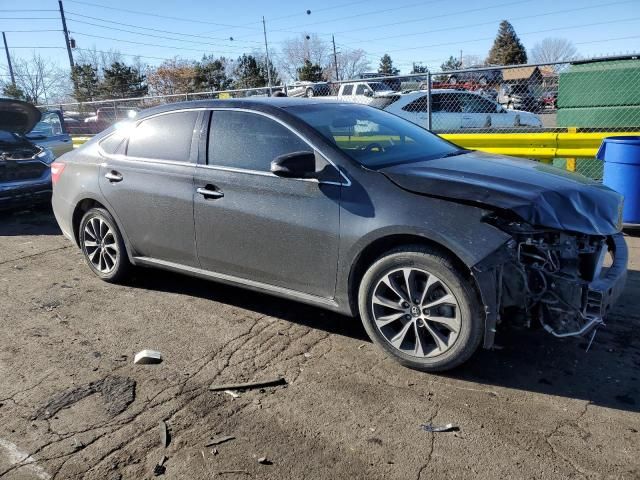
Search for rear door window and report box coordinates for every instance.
[126,110,199,162]
[208,110,309,172]
[342,85,353,96]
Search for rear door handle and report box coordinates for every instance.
[105,171,123,182]
[197,185,224,199]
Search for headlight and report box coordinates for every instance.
[36,147,55,164]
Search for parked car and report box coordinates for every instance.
[83,106,139,133]
[286,81,331,97]
[445,66,502,86]
[336,81,395,105]
[51,98,627,371]
[28,110,73,158]
[377,89,542,130]
[498,84,542,112]
[541,90,558,109]
[0,99,57,210]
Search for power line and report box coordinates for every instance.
[67,19,250,49]
[65,11,262,44]
[231,0,447,40]
[375,16,640,55]
[71,31,248,55]
[2,30,62,33]
[65,0,260,30]
[344,0,636,47]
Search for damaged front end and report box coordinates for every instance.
[473,218,628,348]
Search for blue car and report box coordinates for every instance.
[0,99,57,210]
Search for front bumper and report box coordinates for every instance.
[584,233,628,319]
[0,178,52,211]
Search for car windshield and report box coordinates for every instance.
[286,103,465,169]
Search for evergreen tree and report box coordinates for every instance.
[194,55,233,91]
[297,59,324,82]
[2,83,25,100]
[378,54,399,76]
[71,64,100,102]
[486,20,527,65]
[101,62,148,98]
[411,63,429,74]
[233,54,267,89]
[440,56,462,71]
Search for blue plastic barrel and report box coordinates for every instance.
[597,136,640,224]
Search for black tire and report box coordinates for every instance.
[79,207,131,283]
[305,88,314,98]
[448,75,458,85]
[358,246,483,372]
[478,76,488,86]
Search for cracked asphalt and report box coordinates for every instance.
[0,208,639,480]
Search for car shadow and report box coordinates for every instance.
[0,207,61,236]
[128,266,640,413]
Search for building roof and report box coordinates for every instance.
[502,66,541,81]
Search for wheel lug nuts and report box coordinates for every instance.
[405,314,411,320]
[423,309,428,315]
[402,302,409,308]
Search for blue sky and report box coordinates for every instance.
[2,0,639,77]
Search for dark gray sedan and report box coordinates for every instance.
[51,99,627,371]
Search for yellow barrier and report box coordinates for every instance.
[441,131,630,161]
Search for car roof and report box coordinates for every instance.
[135,97,359,119]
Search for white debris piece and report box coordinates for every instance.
[134,350,163,365]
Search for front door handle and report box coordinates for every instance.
[105,171,123,182]
[197,185,224,199]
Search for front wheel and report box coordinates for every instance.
[79,207,131,283]
[305,88,314,97]
[358,247,483,372]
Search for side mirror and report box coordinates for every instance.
[271,151,316,179]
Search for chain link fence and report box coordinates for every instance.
[41,55,640,180]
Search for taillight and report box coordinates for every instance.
[51,162,66,185]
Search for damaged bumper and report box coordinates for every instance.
[473,226,628,349]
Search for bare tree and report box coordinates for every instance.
[531,37,579,64]
[76,46,124,75]
[324,49,370,81]
[280,34,330,81]
[461,54,483,68]
[8,53,69,104]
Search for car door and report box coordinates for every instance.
[457,93,491,129]
[27,111,73,158]
[193,109,342,298]
[98,109,201,266]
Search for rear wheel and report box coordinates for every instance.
[79,207,131,283]
[448,75,458,85]
[305,88,314,97]
[358,247,483,372]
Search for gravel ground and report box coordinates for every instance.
[0,208,638,480]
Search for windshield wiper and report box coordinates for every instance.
[440,149,469,158]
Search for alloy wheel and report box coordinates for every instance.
[83,216,119,274]
[370,268,461,358]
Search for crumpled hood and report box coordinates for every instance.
[0,98,41,135]
[380,150,623,236]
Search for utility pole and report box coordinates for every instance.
[2,32,15,85]
[262,16,272,95]
[58,0,74,70]
[332,35,339,81]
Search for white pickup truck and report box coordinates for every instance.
[335,81,395,105]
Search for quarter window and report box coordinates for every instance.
[355,84,367,95]
[126,110,199,162]
[208,111,309,171]
[342,85,354,95]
